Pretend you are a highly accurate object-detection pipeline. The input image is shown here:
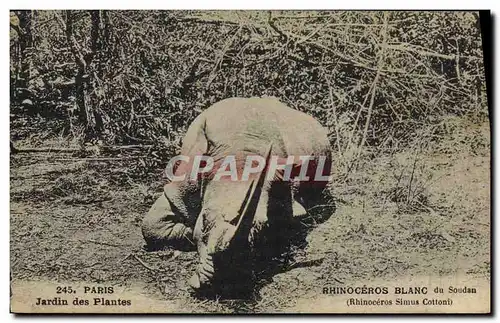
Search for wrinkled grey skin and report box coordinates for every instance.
[142,97,334,294]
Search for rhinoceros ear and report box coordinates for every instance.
[180,115,209,157]
[229,143,273,247]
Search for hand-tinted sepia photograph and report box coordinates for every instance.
[9,10,490,314]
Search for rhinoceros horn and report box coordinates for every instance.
[228,143,273,248]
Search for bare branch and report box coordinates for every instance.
[356,12,391,163]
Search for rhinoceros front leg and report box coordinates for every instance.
[250,183,293,261]
[142,193,195,251]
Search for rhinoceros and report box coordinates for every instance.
[142,97,334,296]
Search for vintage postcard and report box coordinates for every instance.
[9,10,490,314]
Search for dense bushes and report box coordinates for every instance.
[10,10,487,170]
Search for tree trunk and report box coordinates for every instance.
[13,10,34,103]
[89,10,108,135]
[65,11,89,125]
[57,10,112,139]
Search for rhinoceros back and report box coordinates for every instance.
[183,97,331,161]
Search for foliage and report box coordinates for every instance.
[10,10,487,173]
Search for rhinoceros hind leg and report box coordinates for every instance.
[142,194,195,252]
[294,185,336,226]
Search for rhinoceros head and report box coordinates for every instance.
[188,144,273,296]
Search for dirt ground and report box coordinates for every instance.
[10,118,490,313]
